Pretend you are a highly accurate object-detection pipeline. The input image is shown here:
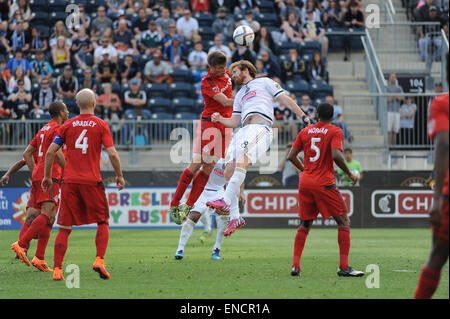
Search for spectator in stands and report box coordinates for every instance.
[97,82,121,114]
[281,47,307,82]
[188,41,208,79]
[75,4,91,31]
[418,5,446,62]
[0,57,10,84]
[144,50,174,84]
[126,105,151,146]
[337,148,362,186]
[172,0,190,14]
[94,37,118,65]
[434,81,443,93]
[0,75,10,118]
[323,0,343,28]
[133,8,151,38]
[56,65,78,112]
[281,11,304,44]
[6,49,30,76]
[29,50,53,85]
[156,7,176,37]
[278,0,302,23]
[212,7,235,42]
[417,0,438,21]
[107,0,128,18]
[162,22,178,48]
[8,65,30,93]
[240,10,261,33]
[79,67,98,92]
[49,21,71,48]
[327,95,353,143]
[300,94,317,120]
[74,42,94,70]
[114,19,139,57]
[120,54,141,83]
[139,21,163,55]
[232,44,256,64]
[300,0,323,23]
[102,89,127,145]
[255,58,268,77]
[164,34,188,70]
[29,26,47,55]
[150,0,170,11]
[52,36,70,69]
[8,9,29,33]
[386,73,404,145]
[31,77,56,118]
[279,143,301,187]
[8,19,29,53]
[210,0,236,14]
[96,50,119,84]
[8,0,32,22]
[253,26,276,56]
[127,0,151,14]
[234,0,259,15]
[91,5,113,41]
[308,51,328,83]
[72,26,93,56]
[302,9,328,57]
[191,0,210,12]
[8,78,31,119]
[208,33,232,61]
[342,1,365,61]
[259,48,281,79]
[176,9,199,41]
[124,78,148,115]
[399,96,417,145]
[112,10,133,30]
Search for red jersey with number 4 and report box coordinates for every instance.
[201,68,233,118]
[30,120,63,182]
[293,122,343,187]
[428,92,449,196]
[57,114,114,185]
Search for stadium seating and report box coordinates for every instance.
[298,42,322,56]
[193,12,214,27]
[276,41,298,55]
[171,98,195,113]
[197,26,215,42]
[256,13,279,28]
[258,0,275,13]
[169,69,193,83]
[286,80,310,97]
[310,81,334,99]
[168,83,193,99]
[148,98,173,114]
[146,83,169,98]
[48,0,67,11]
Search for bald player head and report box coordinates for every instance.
[76,89,96,114]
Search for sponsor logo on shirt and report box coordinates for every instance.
[213,168,224,176]
[241,91,256,103]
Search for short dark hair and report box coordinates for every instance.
[317,102,334,121]
[207,51,227,67]
[49,101,66,119]
[344,148,352,154]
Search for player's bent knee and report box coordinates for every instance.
[188,211,201,223]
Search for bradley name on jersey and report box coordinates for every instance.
[72,120,97,128]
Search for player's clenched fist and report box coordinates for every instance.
[41,177,53,192]
[348,172,359,186]
[211,112,222,123]
[116,176,125,191]
[0,174,9,186]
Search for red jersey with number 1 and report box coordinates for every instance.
[293,122,343,186]
[201,68,233,118]
[428,92,449,197]
[30,120,63,182]
[57,114,114,185]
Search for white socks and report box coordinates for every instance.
[177,218,195,251]
[199,210,212,233]
[223,167,246,209]
[213,215,227,251]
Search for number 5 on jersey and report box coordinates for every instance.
[76,129,89,154]
[310,137,321,162]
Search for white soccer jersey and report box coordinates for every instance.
[203,158,226,191]
[233,77,285,125]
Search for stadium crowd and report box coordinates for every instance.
[0,0,367,146]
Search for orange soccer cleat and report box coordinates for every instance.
[11,241,31,266]
[52,267,65,281]
[31,256,53,272]
[93,257,110,280]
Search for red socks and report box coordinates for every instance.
[186,170,210,207]
[35,222,53,260]
[414,266,441,299]
[54,228,71,269]
[338,226,351,270]
[171,168,194,207]
[95,223,109,259]
[292,227,309,268]
[18,222,31,250]
[18,214,50,248]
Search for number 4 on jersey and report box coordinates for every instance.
[76,129,89,154]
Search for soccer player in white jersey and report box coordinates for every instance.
[174,158,244,260]
[206,60,311,236]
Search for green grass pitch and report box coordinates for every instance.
[0,228,448,299]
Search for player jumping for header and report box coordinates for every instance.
[287,102,364,277]
[206,60,311,236]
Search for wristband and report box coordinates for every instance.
[302,115,308,123]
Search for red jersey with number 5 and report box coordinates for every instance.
[56,114,114,185]
[293,122,343,186]
[30,120,63,182]
[428,92,449,196]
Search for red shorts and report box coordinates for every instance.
[57,182,109,226]
[432,197,449,242]
[28,180,60,210]
[298,182,348,220]
[193,118,231,158]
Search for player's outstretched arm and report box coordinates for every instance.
[23,144,37,172]
[105,146,125,191]
[287,146,304,172]
[332,148,357,185]
[211,112,241,128]
[213,93,234,108]
[275,93,311,125]
[0,159,26,186]
[42,142,61,192]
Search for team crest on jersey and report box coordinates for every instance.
[241,141,249,149]
[213,86,219,93]
[275,83,281,90]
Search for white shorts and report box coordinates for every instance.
[191,188,238,217]
[387,112,400,133]
[225,123,273,165]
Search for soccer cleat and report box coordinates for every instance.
[178,204,191,223]
[199,231,211,244]
[212,248,221,260]
[206,198,230,215]
[31,256,53,272]
[11,241,31,266]
[93,257,111,279]
[52,267,65,281]
[223,217,245,237]
[291,266,301,277]
[237,216,246,228]
[170,206,182,225]
[15,248,27,260]
[174,250,184,260]
[337,266,365,277]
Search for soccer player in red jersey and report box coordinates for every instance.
[414,53,449,299]
[170,51,234,224]
[11,101,69,271]
[42,89,125,281]
[287,102,364,277]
